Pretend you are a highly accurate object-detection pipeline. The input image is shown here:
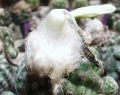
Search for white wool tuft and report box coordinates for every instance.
[85,18,103,33]
[25,9,83,86]
[82,30,92,45]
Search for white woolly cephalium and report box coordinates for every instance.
[25,9,87,87]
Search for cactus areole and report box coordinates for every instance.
[24,4,117,95]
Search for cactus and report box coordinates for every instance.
[102,76,119,95]
[72,0,88,9]
[11,10,32,37]
[0,8,12,26]
[63,51,118,95]
[85,18,120,94]
[0,27,18,59]
[11,0,32,25]
[15,6,118,95]
[50,0,69,9]
[0,26,18,94]
[15,58,56,95]
[15,61,118,95]
[116,20,120,33]
[96,34,120,80]
[26,0,40,7]
[1,91,14,95]
[12,0,33,13]
[15,47,118,95]
[107,14,114,29]
[84,18,120,78]
[12,10,32,25]
[0,5,117,95]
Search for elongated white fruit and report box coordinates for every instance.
[70,4,116,18]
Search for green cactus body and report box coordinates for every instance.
[0,26,19,94]
[63,79,77,95]
[63,49,118,95]
[16,59,41,95]
[114,46,120,60]
[76,86,97,95]
[0,59,15,92]
[106,71,119,80]
[50,0,69,9]
[15,48,118,95]
[1,91,14,95]
[106,56,117,71]
[116,61,120,73]
[83,70,103,91]
[16,59,53,95]
[84,88,94,95]
[95,32,120,94]
[107,14,114,30]
[0,27,18,59]
[0,10,12,26]
[88,47,104,75]
[68,59,90,86]
[26,0,40,7]
[12,11,32,25]
[97,35,120,80]
[72,0,88,9]
[76,85,87,95]
[15,60,28,95]
[63,79,98,95]
[12,11,32,37]
[102,76,119,95]
[0,47,15,93]
[116,20,120,33]
[66,48,105,93]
